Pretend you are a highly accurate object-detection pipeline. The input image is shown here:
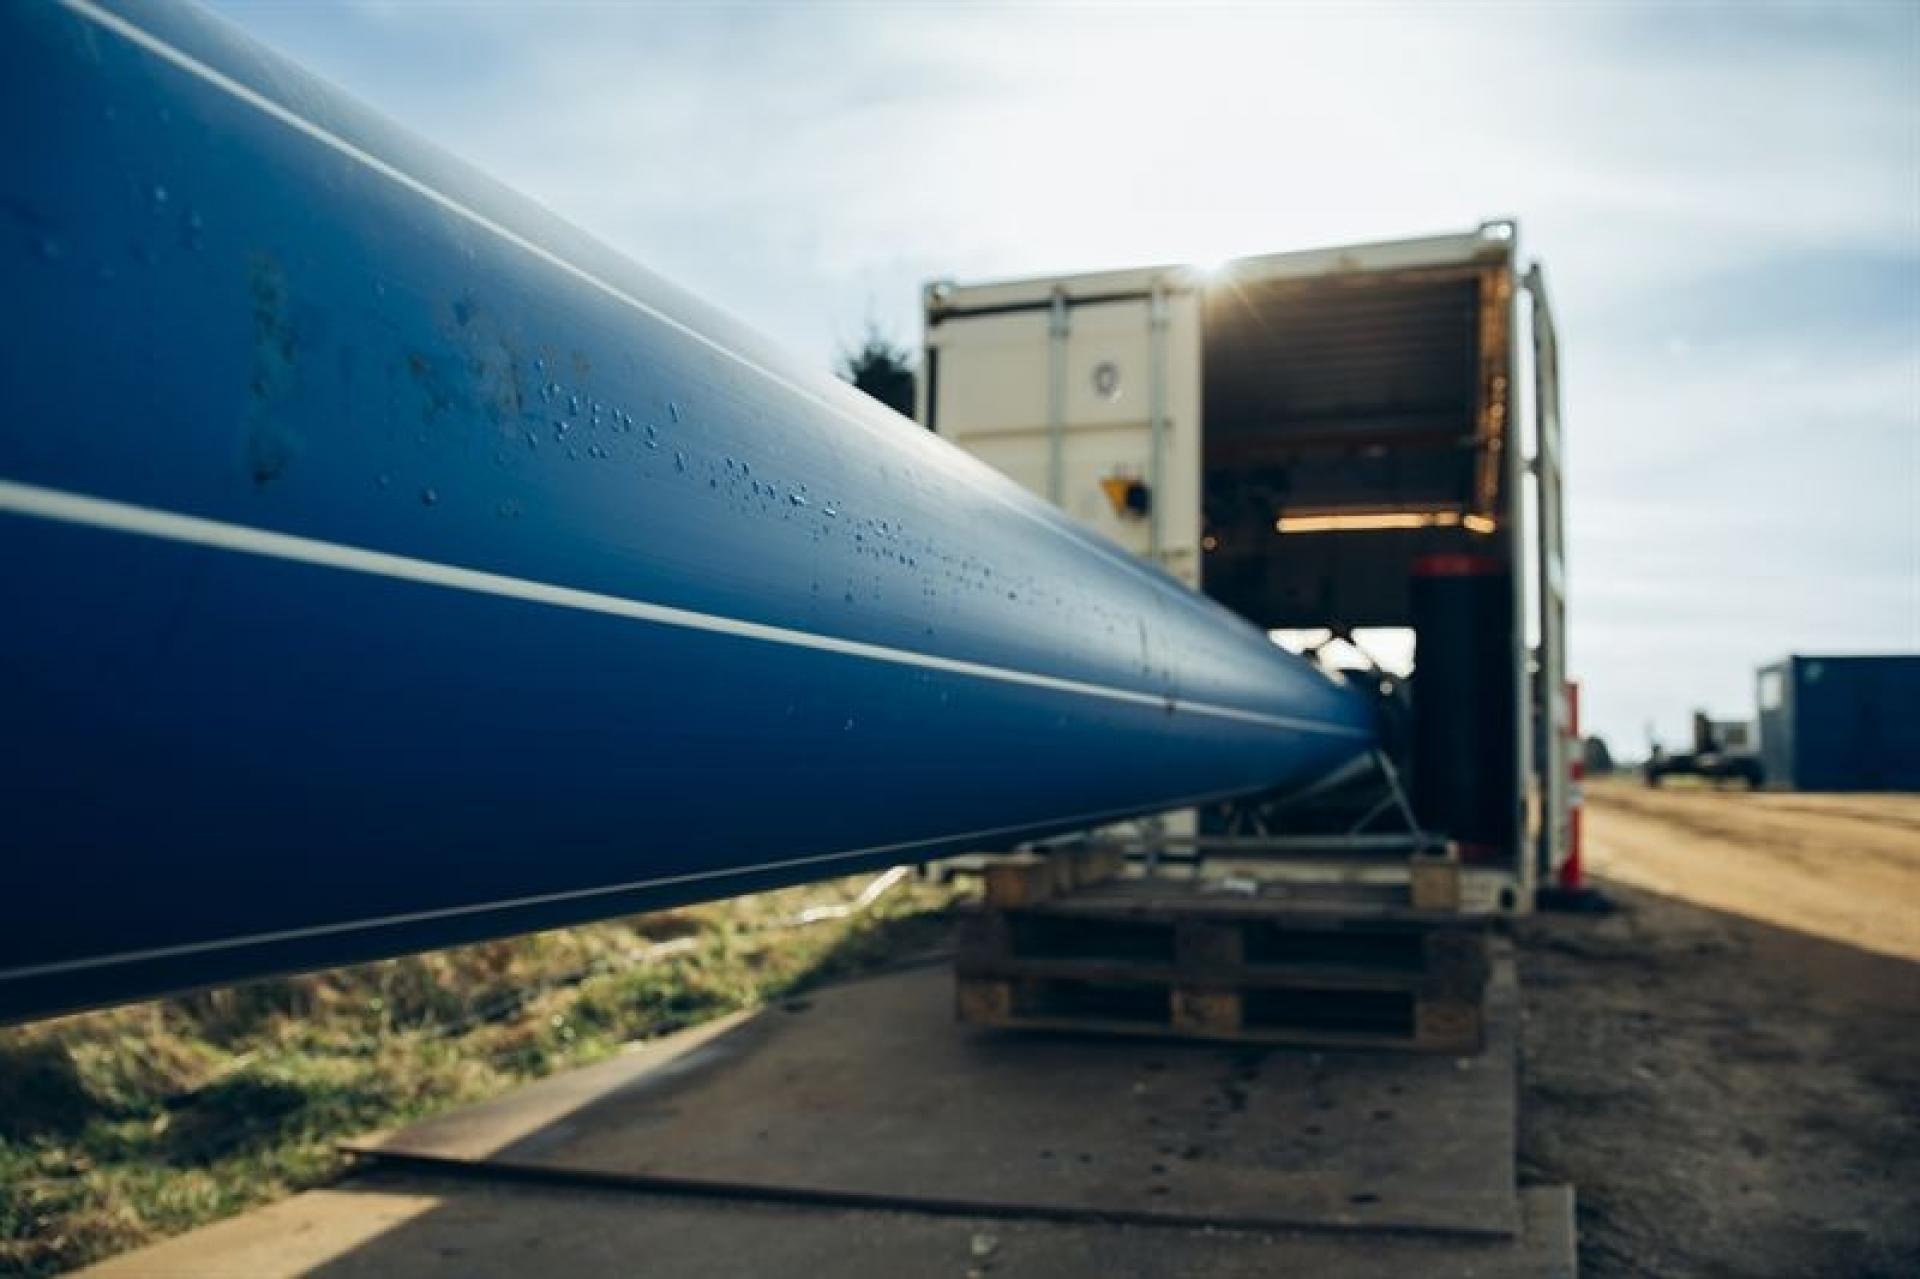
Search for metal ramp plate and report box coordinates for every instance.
[78,1173,1577,1279]
[347,953,1523,1237]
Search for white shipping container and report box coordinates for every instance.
[921,222,1570,914]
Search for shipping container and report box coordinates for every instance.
[1757,655,1920,792]
[921,223,1572,913]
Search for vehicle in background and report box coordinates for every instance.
[1644,712,1765,788]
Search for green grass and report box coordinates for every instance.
[0,872,964,1276]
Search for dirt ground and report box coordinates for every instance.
[20,781,1920,1276]
[1518,778,1920,1277]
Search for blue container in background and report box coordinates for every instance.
[1756,655,1920,792]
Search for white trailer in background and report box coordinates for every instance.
[921,222,1572,915]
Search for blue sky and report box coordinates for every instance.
[209,0,1918,754]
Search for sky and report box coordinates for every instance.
[208,0,1919,754]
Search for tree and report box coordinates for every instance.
[838,325,917,422]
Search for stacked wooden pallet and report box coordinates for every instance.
[955,853,1492,1052]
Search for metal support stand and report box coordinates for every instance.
[1370,749,1425,837]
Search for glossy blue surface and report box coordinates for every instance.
[0,0,1373,1020]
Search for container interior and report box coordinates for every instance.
[1195,261,1523,867]
[1198,265,1510,630]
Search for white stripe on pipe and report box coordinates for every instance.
[0,479,1366,741]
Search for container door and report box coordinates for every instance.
[924,282,1202,587]
[1526,263,1570,882]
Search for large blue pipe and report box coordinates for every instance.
[0,0,1374,1021]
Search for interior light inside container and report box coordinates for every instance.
[1271,510,1499,535]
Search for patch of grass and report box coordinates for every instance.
[0,872,964,1276]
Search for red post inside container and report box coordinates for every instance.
[1559,681,1586,891]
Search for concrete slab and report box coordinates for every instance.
[350,954,1521,1236]
[78,1170,1577,1279]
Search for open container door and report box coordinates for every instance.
[1525,263,1570,887]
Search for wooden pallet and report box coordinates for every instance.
[956,864,1491,1052]
[979,847,1467,914]
[978,845,1128,906]
[956,973,1484,1052]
